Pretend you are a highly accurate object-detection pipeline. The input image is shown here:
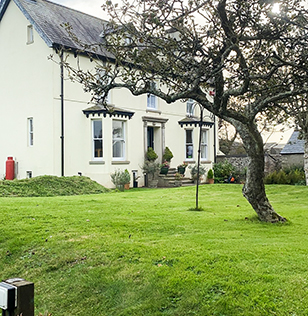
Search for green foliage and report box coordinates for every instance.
[110,169,131,189]
[141,160,160,180]
[146,147,158,161]
[207,168,214,179]
[0,175,109,197]
[1,185,308,315]
[188,164,207,180]
[213,160,236,183]
[162,146,173,162]
[264,167,305,185]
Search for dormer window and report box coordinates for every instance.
[27,25,34,44]
[186,99,194,116]
[147,82,157,109]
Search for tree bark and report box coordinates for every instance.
[234,121,286,223]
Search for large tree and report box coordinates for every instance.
[62,0,308,222]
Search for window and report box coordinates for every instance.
[147,82,157,109]
[92,120,103,159]
[186,130,193,159]
[201,130,208,160]
[96,69,111,104]
[27,25,34,44]
[28,117,33,146]
[186,99,194,116]
[113,120,125,160]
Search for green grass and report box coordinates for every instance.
[1,184,308,315]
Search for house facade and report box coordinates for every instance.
[0,0,218,188]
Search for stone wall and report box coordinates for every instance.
[217,153,283,174]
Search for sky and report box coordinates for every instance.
[51,0,107,19]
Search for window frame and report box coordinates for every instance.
[27,25,34,44]
[185,129,194,160]
[112,119,126,161]
[147,82,157,109]
[200,129,208,160]
[186,99,195,116]
[92,119,103,160]
[28,117,33,147]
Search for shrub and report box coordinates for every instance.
[189,164,207,180]
[264,167,305,185]
[207,169,214,179]
[146,147,158,161]
[162,147,173,162]
[141,160,160,180]
[213,160,236,183]
[110,169,131,190]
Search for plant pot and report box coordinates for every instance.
[207,178,214,184]
[116,184,124,191]
[177,166,186,175]
[124,183,130,190]
[160,167,169,175]
[148,179,158,188]
[174,180,182,187]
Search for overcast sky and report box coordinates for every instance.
[51,0,107,19]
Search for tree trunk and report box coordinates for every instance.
[304,139,308,186]
[234,121,286,223]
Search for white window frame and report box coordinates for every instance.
[28,117,33,146]
[185,129,194,160]
[92,119,103,160]
[112,120,126,161]
[147,82,157,109]
[186,99,194,116]
[27,25,34,44]
[201,129,208,160]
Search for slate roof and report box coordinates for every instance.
[280,130,305,155]
[0,0,113,58]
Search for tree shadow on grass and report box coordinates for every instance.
[187,207,206,212]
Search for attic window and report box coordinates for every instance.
[27,25,34,44]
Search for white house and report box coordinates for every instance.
[0,0,218,188]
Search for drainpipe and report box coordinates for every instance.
[213,115,217,163]
[60,50,64,176]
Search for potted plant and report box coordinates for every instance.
[177,162,188,175]
[162,147,173,162]
[189,164,207,184]
[207,169,214,184]
[146,147,158,161]
[110,169,131,191]
[160,160,170,175]
[142,160,160,188]
[124,169,131,189]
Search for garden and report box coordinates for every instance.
[1,179,308,315]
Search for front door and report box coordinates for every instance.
[147,126,154,150]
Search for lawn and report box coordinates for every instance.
[1,184,308,315]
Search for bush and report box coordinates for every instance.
[162,147,173,162]
[264,167,305,185]
[213,160,236,183]
[189,164,207,180]
[146,147,158,161]
[207,169,214,179]
[111,169,131,190]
